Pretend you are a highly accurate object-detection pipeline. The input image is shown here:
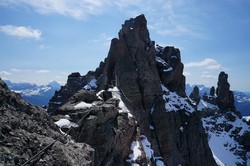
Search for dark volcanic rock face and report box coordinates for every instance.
[0,78,94,166]
[216,71,236,112]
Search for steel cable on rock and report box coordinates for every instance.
[21,110,92,166]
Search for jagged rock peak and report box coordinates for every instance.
[189,86,200,104]
[216,71,236,112]
[210,86,215,96]
[119,14,150,43]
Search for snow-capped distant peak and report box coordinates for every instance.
[47,81,61,90]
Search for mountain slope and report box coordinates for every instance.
[4,80,61,106]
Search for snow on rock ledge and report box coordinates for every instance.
[161,84,195,113]
[74,101,92,109]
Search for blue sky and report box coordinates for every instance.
[0,0,250,92]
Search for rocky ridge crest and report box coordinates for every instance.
[0,78,95,166]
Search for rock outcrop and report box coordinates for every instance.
[156,45,186,97]
[189,86,200,104]
[216,71,236,112]
[47,15,216,166]
[0,78,94,166]
[210,86,215,96]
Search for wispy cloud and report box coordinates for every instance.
[0,0,208,39]
[185,58,222,70]
[88,33,114,46]
[0,0,107,20]
[201,74,217,79]
[0,25,41,40]
[36,70,50,74]
[183,71,192,77]
[10,68,32,72]
[9,68,50,74]
[0,71,12,75]
[38,44,49,50]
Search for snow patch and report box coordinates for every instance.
[84,78,97,90]
[74,101,92,109]
[129,140,141,161]
[197,99,218,111]
[180,126,184,132]
[163,67,173,72]
[243,116,250,122]
[161,84,194,113]
[127,134,165,165]
[55,119,71,128]
[108,87,133,118]
[141,135,154,159]
[156,56,168,66]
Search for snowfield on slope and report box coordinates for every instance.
[161,84,195,113]
[202,112,250,165]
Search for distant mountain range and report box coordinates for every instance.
[4,79,249,116]
[186,84,250,116]
[4,80,61,106]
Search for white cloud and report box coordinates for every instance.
[1,0,107,20]
[183,71,192,76]
[0,25,41,40]
[0,0,207,39]
[0,71,12,75]
[201,74,217,79]
[185,58,222,70]
[36,70,50,74]
[10,68,32,72]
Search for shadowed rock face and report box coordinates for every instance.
[216,71,236,112]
